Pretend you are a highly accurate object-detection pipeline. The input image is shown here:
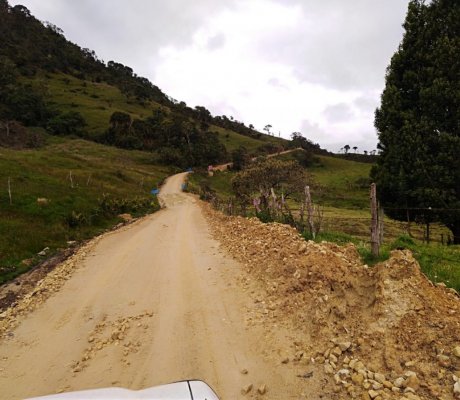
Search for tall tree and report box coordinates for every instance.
[372,0,460,243]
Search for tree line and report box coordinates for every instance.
[104,110,227,167]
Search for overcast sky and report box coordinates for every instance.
[10,0,409,152]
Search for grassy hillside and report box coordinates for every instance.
[189,151,372,207]
[0,133,172,283]
[275,151,372,209]
[31,72,161,139]
[26,72,289,155]
[213,126,283,153]
[310,155,371,208]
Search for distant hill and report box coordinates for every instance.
[0,0,289,167]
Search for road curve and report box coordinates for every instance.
[0,172,302,399]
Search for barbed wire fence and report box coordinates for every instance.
[203,184,459,252]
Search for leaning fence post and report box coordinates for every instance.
[370,183,380,256]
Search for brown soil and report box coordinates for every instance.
[204,207,460,400]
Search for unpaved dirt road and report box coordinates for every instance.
[0,173,306,399]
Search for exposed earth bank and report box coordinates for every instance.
[204,205,460,400]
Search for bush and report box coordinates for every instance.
[98,194,154,217]
[158,147,186,167]
[292,150,319,168]
[65,210,88,228]
[256,210,274,223]
[115,135,142,149]
[231,146,250,171]
[47,111,86,136]
[391,235,416,250]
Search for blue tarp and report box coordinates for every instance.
[150,189,160,195]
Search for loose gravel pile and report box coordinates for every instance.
[204,204,460,400]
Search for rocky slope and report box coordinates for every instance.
[204,204,460,400]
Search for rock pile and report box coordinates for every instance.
[203,204,460,400]
[72,311,154,373]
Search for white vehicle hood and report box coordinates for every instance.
[27,380,219,400]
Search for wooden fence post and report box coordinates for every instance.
[8,177,12,205]
[69,171,74,188]
[370,183,380,256]
[305,185,315,239]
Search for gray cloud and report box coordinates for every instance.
[206,33,226,51]
[322,103,354,123]
[300,119,328,143]
[10,0,237,77]
[354,93,379,115]
[256,0,407,90]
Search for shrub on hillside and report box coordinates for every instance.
[46,111,86,136]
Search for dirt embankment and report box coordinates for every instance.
[204,204,460,400]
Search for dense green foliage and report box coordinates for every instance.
[230,146,251,170]
[47,111,86,136]
[104,110,227,167]
[0,56,51,127]
[372,0,460,243]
